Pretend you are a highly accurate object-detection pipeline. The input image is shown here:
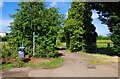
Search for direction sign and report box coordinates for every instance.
[34,35,38,38]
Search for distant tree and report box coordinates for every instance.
[97,35,110,40]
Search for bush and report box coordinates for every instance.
[35,36,58,58]
[2,36,8,42]
[69,36,83,52]
[15,60,25,68]
[1,42,17,58]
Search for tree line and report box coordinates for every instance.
[2,2,119,58]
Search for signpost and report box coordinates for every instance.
[33,32,38,56]
[34,35,38,38]
[33,32,35,56]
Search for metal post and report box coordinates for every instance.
[33,32,35,56]
[22,42,23,47]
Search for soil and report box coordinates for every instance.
[2,50,118,77]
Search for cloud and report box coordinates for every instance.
[50,1,57,7]
[65,11,68,18]
[92,12,99,19]
[0,1,3,8]
[65,11,68,16]
[0,20,13,31]
[49,0,67,7]
[0,20,13,26]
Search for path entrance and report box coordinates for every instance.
[2,50,118,77]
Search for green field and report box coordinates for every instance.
[97,40,113,48]
[56,40,113,49]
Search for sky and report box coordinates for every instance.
[0,1,110,36]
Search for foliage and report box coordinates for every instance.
[15,60,25,68]
[8,2,64,58]
[2,62,13,70]
[64,2,85,51]
[1,36,8,42]
[65,2,97,52]
[97,35,110,40]
[1,42,18,58]
[90,3,120,53]
[56,29,66,46]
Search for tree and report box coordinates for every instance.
[65,2,97,52]
[9,2,45,47]
[8,2,64,57]
[90,2,120,53]
[64,2,86,52]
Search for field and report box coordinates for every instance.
[56,40,113,49]
[97,40,113,48]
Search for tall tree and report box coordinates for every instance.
[83,3,98,52]
[8,2,64,57]
[90,2,120,53]
[9,2,45,47]
[65,2,97,52]
[65,2,85,52]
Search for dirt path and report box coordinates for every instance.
[2,50,118,77]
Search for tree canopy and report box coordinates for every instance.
[8,2,64,57]
[90,2,120,53]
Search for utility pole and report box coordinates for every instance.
[33,32,35,56]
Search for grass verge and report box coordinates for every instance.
[2,62,13,70]
[78,52,118,65]
[2,57,64,70]
[39,58,64,69]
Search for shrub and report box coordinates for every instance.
[35,35,58,58]
[15,60,25,68]
[1,42,18,58]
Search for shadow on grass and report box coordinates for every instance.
[55,53,64,57]
[84,47,118,56]
[56,47,66,50]
[23,58,31,62]
[97,47,118,56]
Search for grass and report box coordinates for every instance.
[97,40,113,48]
[56,40,113,49]
[2,58,65,70]
[78,52,118,65]
[23,63,36,68]
[39,58,64,69]
[2,62,13,70]
[88,55,118,65]
[24,58,64,69]
[97,40,112,43]
[56,42,66,49]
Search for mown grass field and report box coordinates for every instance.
[56,40,113,49]
[97,40,113,48]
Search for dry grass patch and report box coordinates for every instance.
[78,52,118,65]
